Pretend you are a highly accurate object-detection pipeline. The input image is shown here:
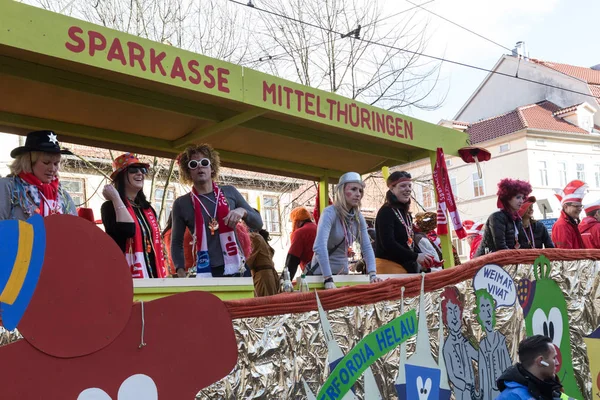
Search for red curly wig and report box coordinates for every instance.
[496,178,532,209]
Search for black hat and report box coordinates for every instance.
[10,130,73,158]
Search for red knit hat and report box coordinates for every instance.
[518,196,536,218]
[496,178,532,209]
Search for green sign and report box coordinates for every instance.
[317,309,417,400]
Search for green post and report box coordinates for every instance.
[319,176,329,213]
[429,151,455,268]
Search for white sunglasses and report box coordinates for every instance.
[188,158,211,169]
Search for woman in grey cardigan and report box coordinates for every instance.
[309,172,381,289]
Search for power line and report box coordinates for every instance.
[363,0,436,28]
[403,0,513,53]
[228,0,600,101]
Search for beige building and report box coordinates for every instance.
[398,50,600,257]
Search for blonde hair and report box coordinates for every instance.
[333,182,363,245]
[9,151,61,175]
[177,144,221,185]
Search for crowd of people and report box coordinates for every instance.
[4,130,600,298]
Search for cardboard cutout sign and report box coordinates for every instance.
[441,286,477,400]
[317,309,417,400]
[583,326,600,399]
[517,255,584,399]
[472,264,516,307]
[0,215,238,398]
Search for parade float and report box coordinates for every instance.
[1,2,599,399]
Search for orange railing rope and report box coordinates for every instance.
[223,249,600,320]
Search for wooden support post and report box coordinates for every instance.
[429,151,455,268]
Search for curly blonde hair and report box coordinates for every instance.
[176,144,221,185]
[9,151,61,175]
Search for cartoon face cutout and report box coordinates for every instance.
[78,374,157,400]
[531,308,564,372]
[518,255,584,399]
[445,301,462,334]
[417,376,432,400]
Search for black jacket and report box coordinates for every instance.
[475,210,528,256]
[522,221,555,249]
[375,192,419,272]
[497,364,563,400]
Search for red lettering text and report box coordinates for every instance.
[170,56,186,81]
[65,26,85,53]
[327,99,337,120]
[127,42,146,71]
[283,86,294,109]
[375,112,385,133]
[395,117,404,138]
[106,38,126,65]
[361,108,371,130]
[294,89,305,112]
[188,60,201,84]
[305,92,315,115]
[263,81,276,104]
[149,48,166,76]
[404,120,413,140]
[337,102,348,124]
[385,115,396,136]
[217,68,230,93]
[204,65,216,89]
[88,30,106,57]
[316,96,327,118]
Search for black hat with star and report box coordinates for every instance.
[10,130,73,158]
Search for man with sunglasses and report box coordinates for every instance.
[551,180,586,249]
[171,144,263,278]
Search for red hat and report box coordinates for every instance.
[555,180,587,205]
[110,153,150,181]
[584,199,600,215]
[518,196,536,218]
[77,207,95,223]
[463,220,484,236]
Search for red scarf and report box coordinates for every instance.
[18,172,60,216]
[124,200,167,279]
[191,183,242,276]
[433,148,466,239]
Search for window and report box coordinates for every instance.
[593,143,600,151]
[154,187,175,227]
[595,165,600,188]
[445,159,452,167]
[499,143,510,153]
[422,187,434,208]
[576,163,586,181]
[538,161,548,186]
[558,162,567,187]
[263,195,280,233]
[61,178,86,207]
[452,238,464,257]
[472,172,485,198]
[535,139,546,147]
[450,176,458,197]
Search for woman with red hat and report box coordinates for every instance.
[475,178,532,256]
[374,171,435,273]
[100,153,167,279]
[0,130,77,220]
[518,196,554,249]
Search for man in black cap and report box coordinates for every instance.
[0,130,76,220]
[497,335,574,400]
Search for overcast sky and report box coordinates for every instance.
[401,0,600,123]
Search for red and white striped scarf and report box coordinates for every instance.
[433,148,466,239]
